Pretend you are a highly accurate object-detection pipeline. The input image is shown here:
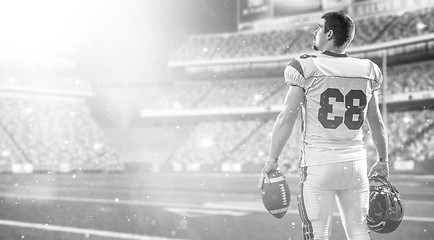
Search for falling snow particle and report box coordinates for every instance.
[179,219,188,229]
[114,198,119,202]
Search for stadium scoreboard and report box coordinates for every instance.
[238,0,272,23]
[237,0,351,30]
[237,0,434,31]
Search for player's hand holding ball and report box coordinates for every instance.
[258,157,280,189]
[258,157,290,219]
[368,158,389,179]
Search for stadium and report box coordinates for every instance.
[0,0,433,239]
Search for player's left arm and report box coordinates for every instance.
[258,85,304,189]
[366,91,389,179]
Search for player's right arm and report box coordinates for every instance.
[258,85,304,189]
[366,91,389,179]
[268,86,305,161]
[258,58,308,189]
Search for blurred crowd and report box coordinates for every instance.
[140,59,434,112]
[387,110,434,162]
[169,109,434,172]
[0,94,121,173]
[171,8,434,62]
[171,118,303,173]
[387,61,434,93]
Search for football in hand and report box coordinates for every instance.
[260,170,290,218]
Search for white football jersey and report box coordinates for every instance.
[284,51,383,166]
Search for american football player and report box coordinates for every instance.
[259,11,389,240]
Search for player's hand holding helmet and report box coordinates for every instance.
[368,159,389,179]
[367,176,403,234]
[258,157,280,189]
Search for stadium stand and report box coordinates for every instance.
[136,59,434,113]
[196,78,285,109]
[377,7,434,42]
[0,92,122,173]
[225,119,302,173]
[168,118,300,173]
[0,134,18,172]
[170,7,434,62]
[141,82,212,110]
[166,108,434,173]
[388,110,434,162]
[405,127,434,162]
[170,120,261,171]
[387,60,434,93]
[351,14,398,46]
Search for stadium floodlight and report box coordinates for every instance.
[402,115,412,124]
[1,150,11,157]
[199,138,214,148]
[416,22,427,32]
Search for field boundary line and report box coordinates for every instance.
[0,219,187,240]
[1,192,434,223]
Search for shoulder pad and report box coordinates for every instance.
[286,59,304,78]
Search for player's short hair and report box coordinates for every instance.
[321,11,355,49]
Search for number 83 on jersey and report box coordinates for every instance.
[318,88,367,130]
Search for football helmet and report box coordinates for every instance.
[367,176,403,234]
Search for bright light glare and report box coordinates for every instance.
[0,0,164,84]
[199,138,214,148]
[0,0,91,56]
[403,115,412,124]
[416,22,427,31]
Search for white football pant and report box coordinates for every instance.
[298,160,371,240]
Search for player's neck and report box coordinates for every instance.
[319,41,347,55]
[322,46,346,55]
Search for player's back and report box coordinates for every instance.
[284,51,382,166]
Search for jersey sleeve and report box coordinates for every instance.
[370,62,383,92]
[284,59,308,89]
